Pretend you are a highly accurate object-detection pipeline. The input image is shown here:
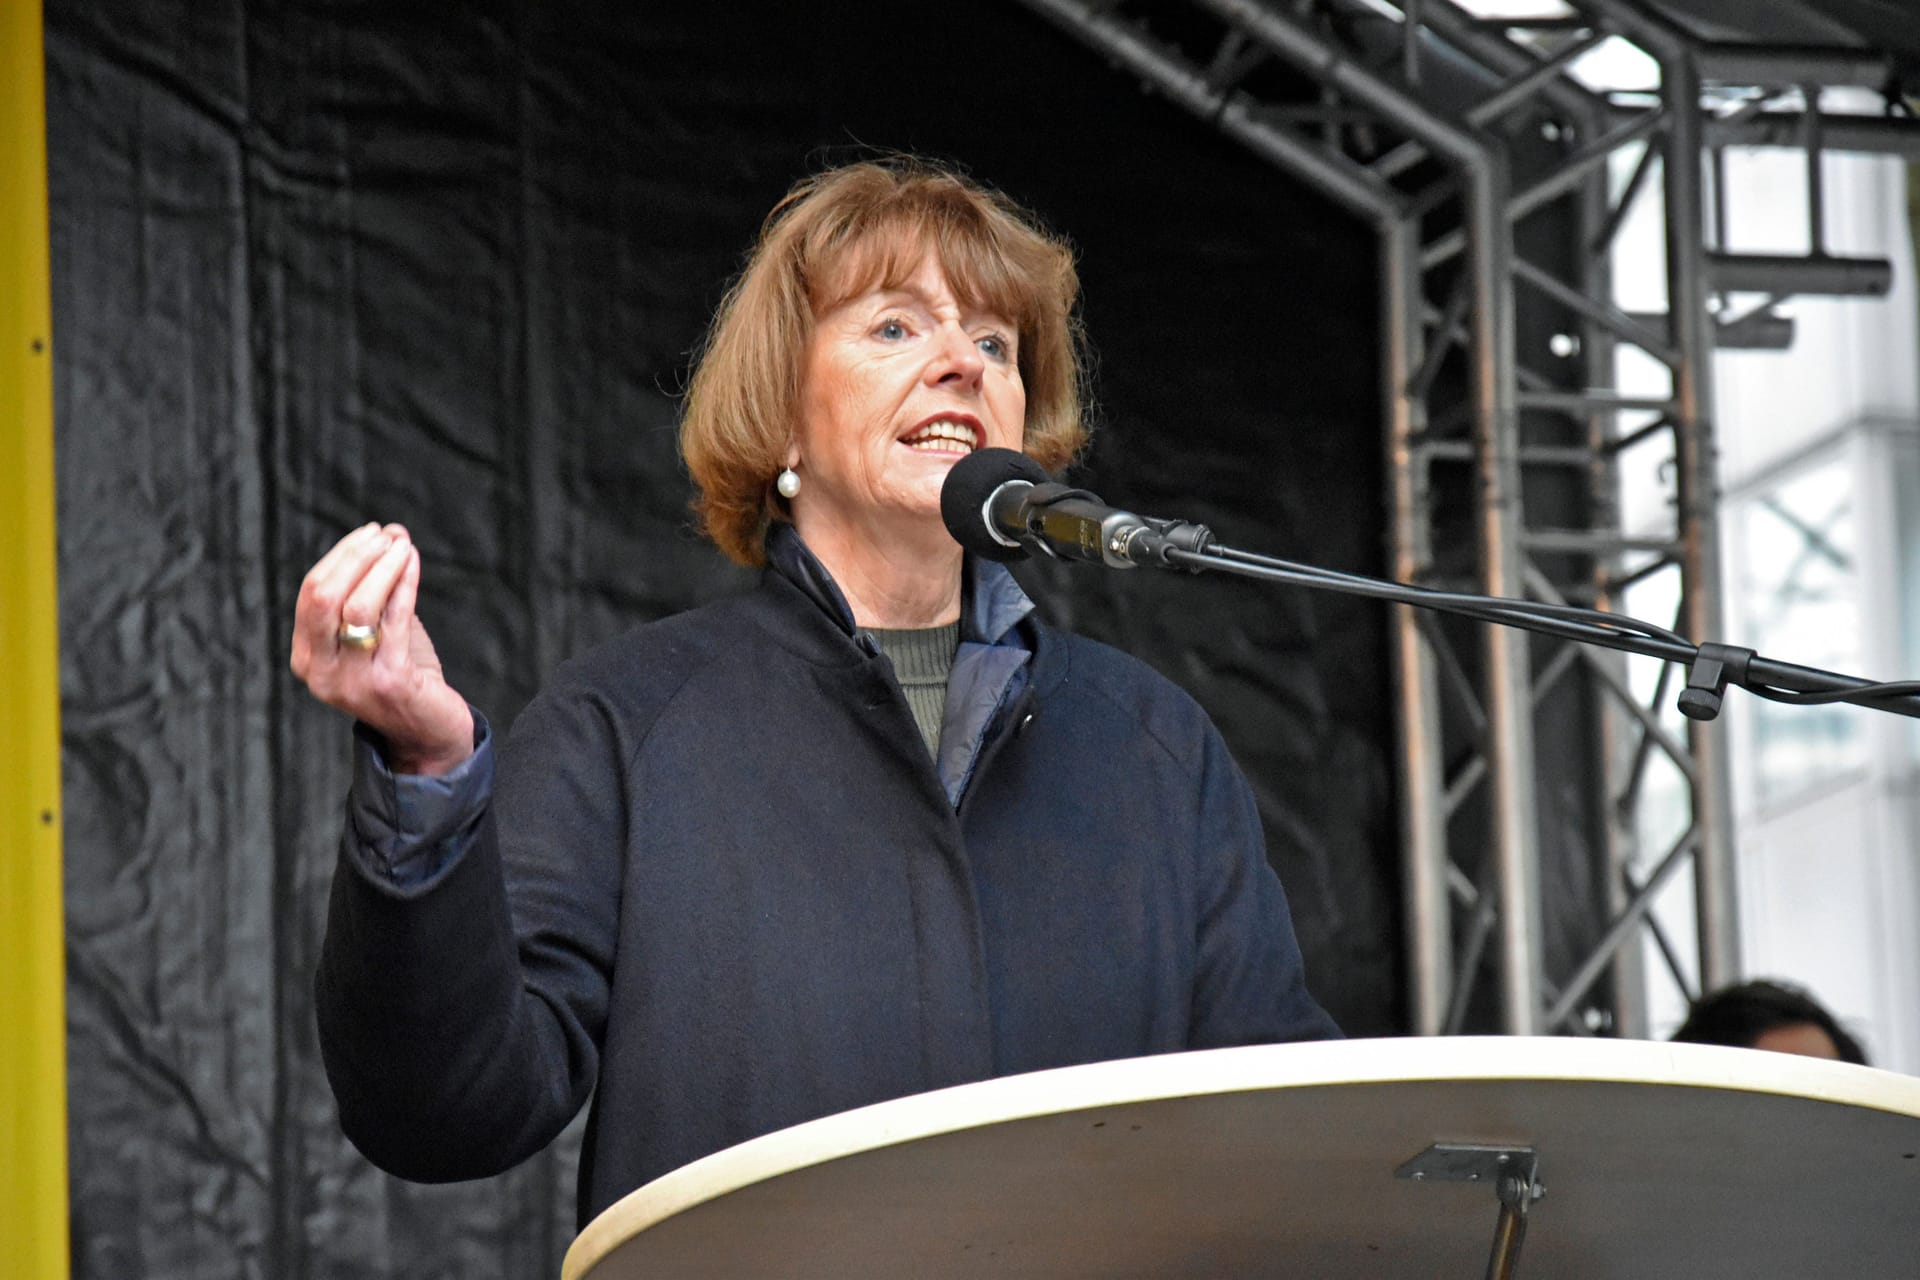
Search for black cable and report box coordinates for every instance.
[1205,543,1692,646]
[1173,545,1696,663]
[1746,680,1920,707]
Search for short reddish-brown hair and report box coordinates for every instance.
[681,158,1089,566]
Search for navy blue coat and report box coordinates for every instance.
[316,529,1338,1226]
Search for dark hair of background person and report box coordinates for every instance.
[1670,979,1868,1065]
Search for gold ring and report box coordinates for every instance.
[338,622,381,652]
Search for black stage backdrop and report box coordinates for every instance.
[48,2,1409,1276]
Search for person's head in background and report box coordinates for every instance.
[1670,979,1867,1064]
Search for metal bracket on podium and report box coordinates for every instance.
[1396,1143,1545,1280]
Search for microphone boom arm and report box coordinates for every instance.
[1146,541,1920,723]
[942,448,1920,721]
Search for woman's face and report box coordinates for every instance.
[789,252,1026,542]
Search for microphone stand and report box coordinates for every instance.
[1100,520,1920,723]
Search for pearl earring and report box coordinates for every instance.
[776,467,801,499]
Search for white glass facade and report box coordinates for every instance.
[1614,137,1920,1069]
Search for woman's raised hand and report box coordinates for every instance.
[290,523,476,776]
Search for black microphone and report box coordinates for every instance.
[939,447,1213,569]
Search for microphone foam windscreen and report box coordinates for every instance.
[941,447,1050,562]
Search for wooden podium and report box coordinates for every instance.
[565,1037,1920,1278]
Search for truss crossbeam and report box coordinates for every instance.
[1707,251,1893,297]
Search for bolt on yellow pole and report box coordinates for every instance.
[0,2,71,1277]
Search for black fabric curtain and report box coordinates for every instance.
[49,3,1402,1275]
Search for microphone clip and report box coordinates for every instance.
[1120,514,1215,570]
[1678,641,1755,721]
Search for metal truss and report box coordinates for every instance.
[1012,0,1920,1035]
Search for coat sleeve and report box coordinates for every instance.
[1185,722,1344,1047]
[314,675,628,1182]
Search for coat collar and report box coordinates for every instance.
[763,522,1041,807]
[763,522,1034,651]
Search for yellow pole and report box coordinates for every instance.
[0,1,71,1276]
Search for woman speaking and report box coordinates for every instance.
[291,157,1339,1225]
